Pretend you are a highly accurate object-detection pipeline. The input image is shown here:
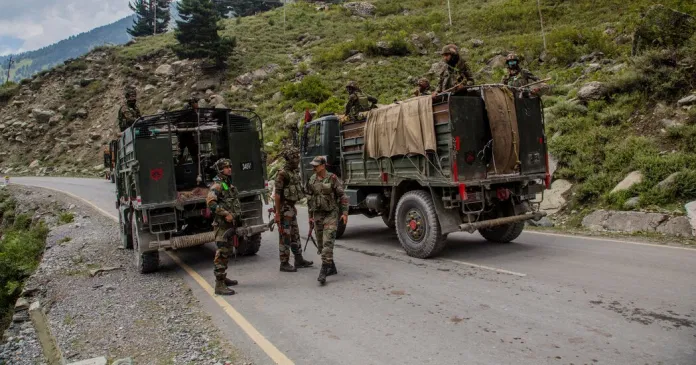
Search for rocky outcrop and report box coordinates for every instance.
[677,94,696,107]
[155,64,175,77]
[686,201,696,236]
[345,53,365,63]
[611,171,643,194]
[343,2,376,17]
[235,64,280,85]
[540,179,572,215]
[31,108,56,124]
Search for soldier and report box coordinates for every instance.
[274,146,314,272]
[501,53,547,96]
[117,86,141,133]
[306,156,349,285]
[206,158,242,295]
[413,78,432,97]
[434,44,474,95]
[344,81,378,123]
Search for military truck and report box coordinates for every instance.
[115,108,269,273]
[300,84,549,258]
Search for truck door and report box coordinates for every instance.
[450,96,490,181]
[515,97,546,174]
[227,114,265,192]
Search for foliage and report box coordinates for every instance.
[128,0,172,37]
[0,82,20,103]
[59,212,75,224]
[173,0,236,66]
[213,0,283,18]
[317,97,345,116]
[281,75,332,104]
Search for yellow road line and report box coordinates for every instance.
[17,183,294,365]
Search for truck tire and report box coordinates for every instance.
[382,215,396,230]
[479,221,525,243]
[336,216,347,239]
[131,213,159,274]
[395,190,447,259]
[119,210,133,250]
[238,234,262,256]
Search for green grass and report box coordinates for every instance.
[0,82,20,103]
[59,212,75,224]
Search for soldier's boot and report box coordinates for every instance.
[224,278,238,286]
[326,261,337,276]
[280,261,297,272]
[294,254,313,268]
[317,263,329,285]
[214,279,235,295]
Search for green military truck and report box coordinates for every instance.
[300,84,549,258]
[115,108,269,273]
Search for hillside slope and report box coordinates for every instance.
[0,0,695,222]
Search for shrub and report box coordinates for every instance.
[292,100,318,113]
[375,1,405,17]
[281,75,332,104]
[0,82,20,103]
[58,212,75,224]
[317,97,345,116]
[65,60,88,71]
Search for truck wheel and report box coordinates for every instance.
[120,210,133,250]
[395,190,447,259]
[239,234,262,256]
[131,213,159,274]
[479,221,525,243]
[382,215,396,230]
[336,216,347,239]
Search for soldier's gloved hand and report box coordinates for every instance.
[225,214,234,223]
[341,214,348,225]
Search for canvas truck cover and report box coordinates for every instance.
[364,96,436,158]
[482,87,520,175]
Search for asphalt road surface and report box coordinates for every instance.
[11,177,696,365]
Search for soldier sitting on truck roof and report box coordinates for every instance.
[433,44,475,96]
[413,78,432,97]
[501,53,549,96]
[344,81,378,123]
[117,86,141,134]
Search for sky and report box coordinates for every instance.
[0,0,134,56]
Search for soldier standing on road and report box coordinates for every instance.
[344,81,377,123]
[117,86,141,133]
[434,44,474,95]
[274,146,314,272]
[413,78,432,97]
[206,159,242,295]
[306,156,349,285]
[501,53,548,96]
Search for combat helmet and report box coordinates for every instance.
[124,85,137,101]
[282,145,300,161]
[505,53,520,68]
[441,44,459,56]
[214,158,232,173]
[346,81,360,91]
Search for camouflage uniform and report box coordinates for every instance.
[274,146,313,271]
[206,159,242,295]
[117,87,141,132]
[502,53,547,95]
[413,78,432,97]
[344,81,377,122]
[306,156,349,284]
[436,44,474,93]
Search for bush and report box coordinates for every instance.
[292,100,318,113]
[0,82,20,103]
[281,75,332,104]
[65,60,88,71]
[58,212,75,224]
[317,97,345,116]
[375,1,405,17]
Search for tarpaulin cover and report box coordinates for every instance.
[364,96,436,158]
[483,87,520,174]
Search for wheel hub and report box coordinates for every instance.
[405,209,425,241]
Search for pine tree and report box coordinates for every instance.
[212,0,283,19]
[128,0,172,37]
[174,0,236,66]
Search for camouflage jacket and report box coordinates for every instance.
[502,69,540,88]
[345,91,377,122]
[436,58,474,93]
[117,103,141,132]
[275,166,305,204]
[206,174,242,227]
[306,172,349,216]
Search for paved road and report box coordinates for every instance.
[12,177,696,365]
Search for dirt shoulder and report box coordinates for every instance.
[0,185,250,365]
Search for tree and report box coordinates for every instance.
[212,0,283,18]
[128,0,172,37]
[173,0,236,66]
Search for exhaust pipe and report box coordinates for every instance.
[460,212,547,233]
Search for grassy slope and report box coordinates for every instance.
[117,0,696,219]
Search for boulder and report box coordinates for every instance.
[343,2,376,17]
[660,118,683,129]
[32,108,56,123]
[582,210,668,233]
[345,53,365,63]
[428,61,447,76]
[192,78,219,91]
[75,108,89,118]
[632,5,696,56]
[583,63,602,74]
[209,95,225,106]
[143,84,156,93]
[686,201,696,236]
[48,114,63,126]
[656,216,693,237]
[29,160,40,168]
[611,171,643,193]
[171,60,191,74]
[89,132,101,141]
[426,32,441,46]
[487,55,507,69]
[471,39,484,48]
[577,81,608,101]
[608,63,627,73]
[155,64,175,77]
[235,64,280,85]
[539,179,572,215]
[677,94,696,107]
[623,196,640,210]
[656,172,680,189]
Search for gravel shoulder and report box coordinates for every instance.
[0,185,250,365]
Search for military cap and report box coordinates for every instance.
[215,158,232,170]
[441,44,459,55]
[309,156,327,166]
[346,81,359,90]
[505,53,520,68]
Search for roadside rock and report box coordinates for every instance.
[32,108,56,124]
[540,179,572,215]
[577,81,608,102]
[343,2,376,17]
[656,216,693,237]
[582,210,668,233]
[345,53,365,63]
[686,201,696,236]
[527,216,554,228]
[656,172,680,189]
[611,171,643,193]
[623,197,640,210]
[29,160,40,168]
[677,94,696,107]
[155,64,175,77]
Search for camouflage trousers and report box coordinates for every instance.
[313,210,338,264]
[278,203,302,263]
[213,224,235,280]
